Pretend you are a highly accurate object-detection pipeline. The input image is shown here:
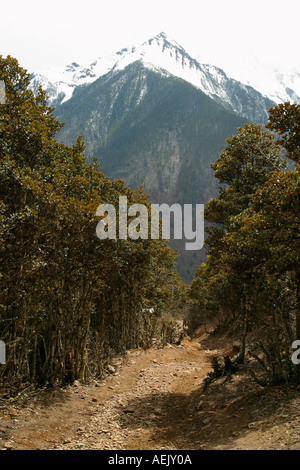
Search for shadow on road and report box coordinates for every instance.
[115,364,297,449]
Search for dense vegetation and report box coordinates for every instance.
[0,56,181,390]
[187,104,300,385]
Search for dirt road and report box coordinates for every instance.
[0,338,213,450]
[1,335,300,450]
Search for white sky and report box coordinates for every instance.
[1,0,299,73]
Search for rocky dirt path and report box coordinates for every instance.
[1,334,300,450]
[0,338,213,450]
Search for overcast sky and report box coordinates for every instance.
[1,0,299,73]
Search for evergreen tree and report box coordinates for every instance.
[266,102,300,164]
[187,116,299,381]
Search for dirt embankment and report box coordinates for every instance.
[1,332,300,450]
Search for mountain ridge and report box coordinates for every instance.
[30,32,281,122]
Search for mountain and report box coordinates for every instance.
[197,48,300,105]
[29,33,296,281]
[30,32,275,123]
[52,60,246,281]
[54,61,245,204]
[29,48,130,107]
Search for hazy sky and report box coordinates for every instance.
[1,0,299,72]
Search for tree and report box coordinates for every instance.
[223,166,300,383]
[205,122,286,227]
[187,109,300,384]
[187,122,289,369]
[266,102,300,164]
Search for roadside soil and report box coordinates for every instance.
[1,331,300,450]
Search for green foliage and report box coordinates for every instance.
[266,102,300,164]
[0,56,179,389]
[206,123,286,226]
[187,110,300,384]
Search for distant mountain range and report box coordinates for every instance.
[29,32,300,281]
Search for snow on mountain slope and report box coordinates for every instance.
[30,32,299,114]
[30,48,130,105]
[30,33,254,108]
[111,33,236,104]
[197,49,300,105]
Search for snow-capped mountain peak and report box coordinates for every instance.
[30,32,236,108]
[29,32,300,115]
[112,32,202,76]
